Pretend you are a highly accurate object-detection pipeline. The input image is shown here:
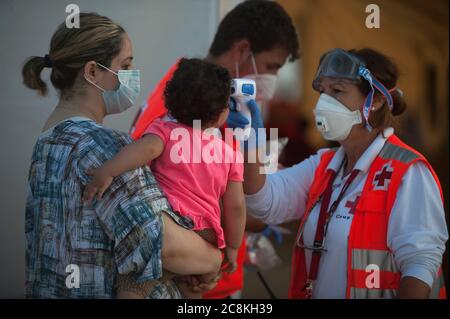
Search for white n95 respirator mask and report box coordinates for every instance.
[235,53,278,102]
[313,93,362,141]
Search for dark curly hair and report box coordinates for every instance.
[164,58,231,126]
[209,0,300,62]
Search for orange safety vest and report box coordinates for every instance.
[289,134,447,299]
[130,59,245,299]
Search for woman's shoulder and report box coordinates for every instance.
[274,147,335,182]
[56,119,132,151]
[32,119,133,166]
[292,147,335,169]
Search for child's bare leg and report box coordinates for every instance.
[172,228,218,299]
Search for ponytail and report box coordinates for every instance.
[22,56,49,96]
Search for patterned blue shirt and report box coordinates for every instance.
[25,119,185,298]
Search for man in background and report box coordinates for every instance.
[130,0,300,299]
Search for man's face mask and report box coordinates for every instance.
[85,62,140,115]
[236,54,278,102]
[313,93,362,141]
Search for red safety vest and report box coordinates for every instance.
[289,134,447,299]
[130,59,245,298]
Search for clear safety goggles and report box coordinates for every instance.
[312,48,394,130]
[312,48,366,90]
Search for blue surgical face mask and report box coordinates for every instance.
[85,62,140,115]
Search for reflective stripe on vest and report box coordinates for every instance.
[350,287,397,299]
[351,249,398,273]
[378,141,419,163]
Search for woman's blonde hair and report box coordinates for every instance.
[22,12,125,96]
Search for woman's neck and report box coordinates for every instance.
[340,126,380,175]
[43,95,105,132]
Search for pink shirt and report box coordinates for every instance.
[144,119,244,248]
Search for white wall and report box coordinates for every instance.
[0,0,220,298]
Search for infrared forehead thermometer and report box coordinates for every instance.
[230,78,256,141]
[231,78,256,100]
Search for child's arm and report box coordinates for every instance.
[83,134,164,201]
[221,181,246,272]
[100,133,164,177]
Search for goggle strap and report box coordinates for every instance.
[362,88,374,129]
[359,65,394,112]
[372,76,394,110]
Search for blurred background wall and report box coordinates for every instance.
[277,0,449,151]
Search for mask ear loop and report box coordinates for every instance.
[235,51,256,78]
[84,74,105,93]
[250,53,259,75]
[83,63,108,92]
[97,62,127,92]
[85,62,136,94]
[97,62,118,76]
[84,62,118,92]
[359,66,374,131]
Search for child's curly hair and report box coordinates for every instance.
[164,58,231,126]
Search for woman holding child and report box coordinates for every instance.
[23,13,224,299]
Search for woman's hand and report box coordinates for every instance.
[245,99,264,130]
[179,270,222,293]
[227,99,263,130]
[227,99,265,150]
[83,168,114,202]
[226,99,250,129]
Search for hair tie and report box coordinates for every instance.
[43,54,53,68]
[388,87,404,97]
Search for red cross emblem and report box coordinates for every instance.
[345,195,360,215]
[373,161,394,191]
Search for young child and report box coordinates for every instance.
[83,58,246,298]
